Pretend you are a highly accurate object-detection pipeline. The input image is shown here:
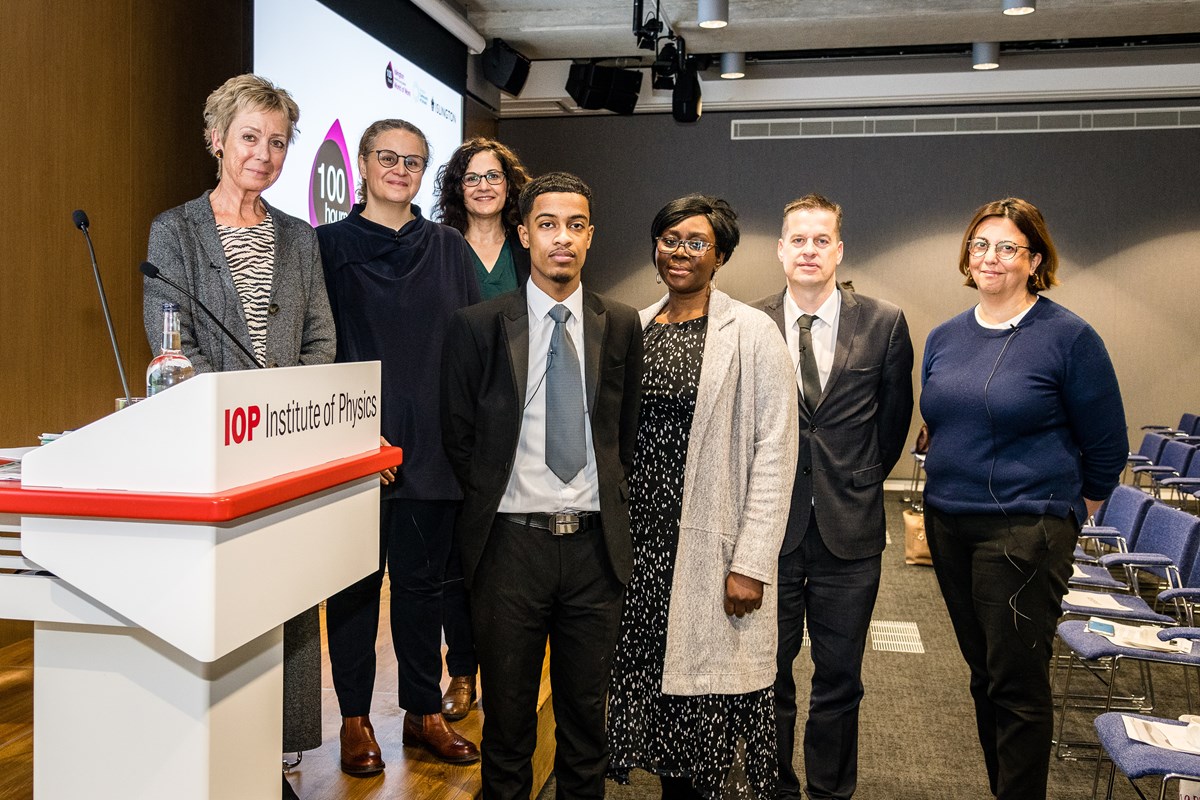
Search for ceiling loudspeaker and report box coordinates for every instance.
[566,63,644,115]
[482,38,531,96]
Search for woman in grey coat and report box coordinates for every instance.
[141,74,335,800]
[607,195,798,800]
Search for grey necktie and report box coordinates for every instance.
[797,314,822,414]
[545,304,586,483]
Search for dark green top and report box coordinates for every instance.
[470,239,519,300]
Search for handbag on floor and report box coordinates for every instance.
[902,509,932,566]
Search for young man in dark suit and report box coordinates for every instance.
[754,194,914,800]
[440,172,642,800]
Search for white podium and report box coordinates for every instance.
[0,362,398,800]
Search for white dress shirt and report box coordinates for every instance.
[784,288,842,400]
[498,280,600,513]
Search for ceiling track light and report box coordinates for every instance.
[1002,0,1037,15]
[720,52,745,79]
[972,41,1000,70]
[672,57,702,122]
[698,0,728,29]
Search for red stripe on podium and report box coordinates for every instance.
[0,447,401,522]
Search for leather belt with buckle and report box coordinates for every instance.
[500,512,600,535]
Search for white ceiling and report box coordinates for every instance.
[452,0,1200,116]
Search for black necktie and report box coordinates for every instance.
[797,314,821,414]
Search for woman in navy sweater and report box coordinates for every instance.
[920,197,1126,800]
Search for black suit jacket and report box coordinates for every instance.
[752,289,914,560]
[441,287,643,588]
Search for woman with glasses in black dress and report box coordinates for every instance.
[317,119,481,773]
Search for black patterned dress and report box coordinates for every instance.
[607,316,776,800]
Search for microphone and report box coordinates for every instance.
[73,210,132,403]
[140,261,264,369]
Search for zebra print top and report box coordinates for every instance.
[216,212,275,364]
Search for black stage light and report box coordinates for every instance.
[635,16,663,50]
[566,62,644,115]
[652,66,675,91]
[671,61,702,123]
[653,40,679,72]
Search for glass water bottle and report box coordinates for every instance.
[146,302,195,396]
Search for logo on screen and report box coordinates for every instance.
[385,61,411,97]
[309,119,354,227]
[430,96,457,123]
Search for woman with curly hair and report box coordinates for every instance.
[435,137,532,300]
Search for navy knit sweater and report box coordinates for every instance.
[920,297,1127,523]
[318,204,479,501]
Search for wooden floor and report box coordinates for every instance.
[0,630,32,800]
[0,580,555,800]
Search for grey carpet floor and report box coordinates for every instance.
[537,492,1196,799]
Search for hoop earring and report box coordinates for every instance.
[655,269,663,285]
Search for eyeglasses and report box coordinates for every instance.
[371,150,427,172]
[967,238,1031,261]
[655,236,715,256]
[462,170,505,187]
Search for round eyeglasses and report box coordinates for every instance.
[656,236,715,256]
[967,239,1031,261]
[462,170,505,187]
[372,150,427,172]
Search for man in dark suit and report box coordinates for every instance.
[754,194,914,800]
[441,172,642,800]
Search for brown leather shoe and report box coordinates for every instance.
[402,711,480,763]
[339,715,385,775]
[440,674,477,721]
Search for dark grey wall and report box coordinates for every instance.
[499,105,1200,472]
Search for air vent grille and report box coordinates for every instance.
[731,107,1200,140]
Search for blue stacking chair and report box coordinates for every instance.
[1075,485,1155,565]
[1128,432,1172,476]
[1158,454,1200,514]
[1056,611,1200,759]
[1142,412,1200,437]
[1132,440,1198,494]
[1061,503,1200,625]
[1092,711,1200,800]
[1054,513,1200,759]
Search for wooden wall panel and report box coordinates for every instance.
[0,0,245,447]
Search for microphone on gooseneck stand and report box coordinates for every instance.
[73,210,133,404]
[139,261,264,369]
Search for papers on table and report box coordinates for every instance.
[1087,617,1194,654]
[1123,715,1200,755]
[1065,589,1131,611]
[0,458,19,482]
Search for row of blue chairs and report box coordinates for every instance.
[1128,432,1200,510]
[1052,489,1200,797]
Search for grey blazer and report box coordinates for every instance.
[639,290,799,696]
[752,288,914,560]
[143,191,335,372]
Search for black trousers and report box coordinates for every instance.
[774,515,881,800]
[471,516,624,800]
[924,506,1077,800]
[443,531,478,677]
[326,498,457,716]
